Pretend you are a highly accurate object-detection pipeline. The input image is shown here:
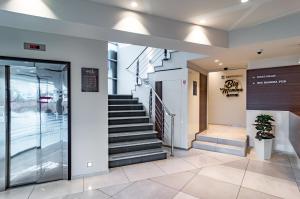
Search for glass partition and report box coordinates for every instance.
[0,58,70,190]
[0,66,6,191]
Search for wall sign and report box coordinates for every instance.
[81,68,99,92]
[220,78,243,97]
[24,42,46,51]
[247,65,300,114]
[193,81,197,96]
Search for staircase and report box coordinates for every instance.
[108,94,167,168]
[193,132,248,157]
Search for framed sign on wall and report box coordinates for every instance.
[81,68,99,92]
[193,81,198,96]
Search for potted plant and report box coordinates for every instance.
[253,114,275,160]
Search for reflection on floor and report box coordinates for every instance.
[1,148,300,199]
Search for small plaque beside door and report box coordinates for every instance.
[81,68,99,92]
[193,81,197,96]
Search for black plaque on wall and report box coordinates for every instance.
[81,68,99,92]
[193,81,197,96]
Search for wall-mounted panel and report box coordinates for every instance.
[247,65,300,115]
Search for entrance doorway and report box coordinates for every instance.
[0,57,71,191]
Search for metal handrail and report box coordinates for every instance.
[126,53,175,156]
[126,47,149,70]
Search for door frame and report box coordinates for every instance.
[0,56,72,190]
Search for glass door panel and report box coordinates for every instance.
[9,65,40,187]
[0,66,6,191]
[0,58,70,190]
[35,63,68,183]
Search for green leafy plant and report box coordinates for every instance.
[254,114,275,141]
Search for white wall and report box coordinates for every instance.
[0,0,228,58]
[0,26,108,177]
[208,69,246,127]
[246,55,300,158]
[247,110,294,152]
[187,69,200,147]
[148,69,189,149]
[117,44,145,94]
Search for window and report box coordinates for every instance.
[108,43,118,94]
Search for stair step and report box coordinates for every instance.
[109,123,153,133]
[109,110,146,117]
[108,99,139,105]
[109,138,162,154]
[109,104,144,111]
[109,95,133,99]
[193,141,246,157]
[109,116,150,125]
[109,148,167,168]
[109,130,157,143]
[196,134,247,147]
[109,138,162,148]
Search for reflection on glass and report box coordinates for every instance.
[0,66,6,191]
[8,62,69,187]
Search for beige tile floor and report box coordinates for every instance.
[1,148,300,199]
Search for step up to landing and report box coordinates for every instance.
[193,133,248,157]
[108,95,167,168]
[109,148,167,168]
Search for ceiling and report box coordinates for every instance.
[190,37,300,71]
[89,0,300,30]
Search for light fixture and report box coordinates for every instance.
[298,58,300,64]
[241,0,249,3]
[87,162,93,167]
[214,59,220,63]
[130,1,138,8]
[218,62,223,66]
[200,19,206,25]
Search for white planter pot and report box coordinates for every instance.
[254,138,273,160]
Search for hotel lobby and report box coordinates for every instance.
[1,0,300,199]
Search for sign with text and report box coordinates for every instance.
[247,65,300,114]
[81,68,99,92]
[24,42,46,51]
[220,75,243,97]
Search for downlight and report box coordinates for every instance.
[241,0,249,3]
[130,1,138,8]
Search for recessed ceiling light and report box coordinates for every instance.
[218,62,223,66]
[214,59,220,63]
[130,1,138,8]
[241,0,249,3]
[200,19,206,25]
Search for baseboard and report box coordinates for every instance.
[72,170,109,179]
[163,144,189,151]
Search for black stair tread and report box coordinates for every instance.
[109,138,162,148]
[109,116,149,120]
[109,123,153,128]
[109,110,145,113]
[109,104,142,106]
[109,130,157,138]
[109,98,138,101]
[109,148,167,161]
